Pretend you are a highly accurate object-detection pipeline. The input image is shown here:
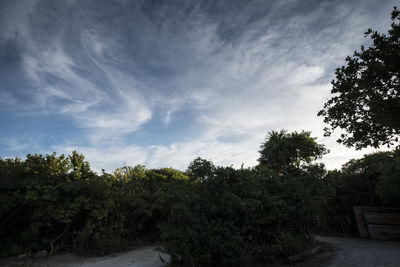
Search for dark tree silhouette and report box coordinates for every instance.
[258,129,328,173]
[318,7,400,149]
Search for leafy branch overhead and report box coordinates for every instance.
[318,7,400,149]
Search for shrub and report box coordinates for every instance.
[158,161,319,266]
[0,153,189,257]
[321,149,400,233]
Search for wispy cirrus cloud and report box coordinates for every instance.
[0,0,396,172]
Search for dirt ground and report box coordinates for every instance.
[1,235,400,267]
[282,235,400,267]
[0,246,170,267]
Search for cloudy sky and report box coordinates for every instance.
[0,0,397,172]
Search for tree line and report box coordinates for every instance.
[1,135,399,265]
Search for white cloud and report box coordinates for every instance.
[18,24,152,141]
[2,0,397,172]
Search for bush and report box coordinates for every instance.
[0,152,187,257]
[321,149,400,233]
[0,148,333,265]
[158,161,321,266]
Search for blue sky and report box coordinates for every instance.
[0,0,397,172]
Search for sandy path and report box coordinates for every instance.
[2,235,399,266]
[73,246,169,267]
[1,246,170,267]
[289,235,400,267]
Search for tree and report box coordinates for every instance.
[321,149,400,233]
[258,130,328,173]
[186,157,216,181]
[375,149,400,206]
[318,7,400,149]
[69,151,92,179]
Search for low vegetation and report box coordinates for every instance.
[1,130,398,266]
[321,150,400,233]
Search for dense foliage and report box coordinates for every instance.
[159,161,327,266]
[0,130,330,266]
[321,149,400,233]
[258,130,328,173]
[0,152,187,257]
[159,130,329,266]
[1,134,398,266]
[318,7,400,149]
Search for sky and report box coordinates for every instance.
[0,0,397,172]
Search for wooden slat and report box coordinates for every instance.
[363,212,400,225]
[360,207,400,213]
[367,224,400,241]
